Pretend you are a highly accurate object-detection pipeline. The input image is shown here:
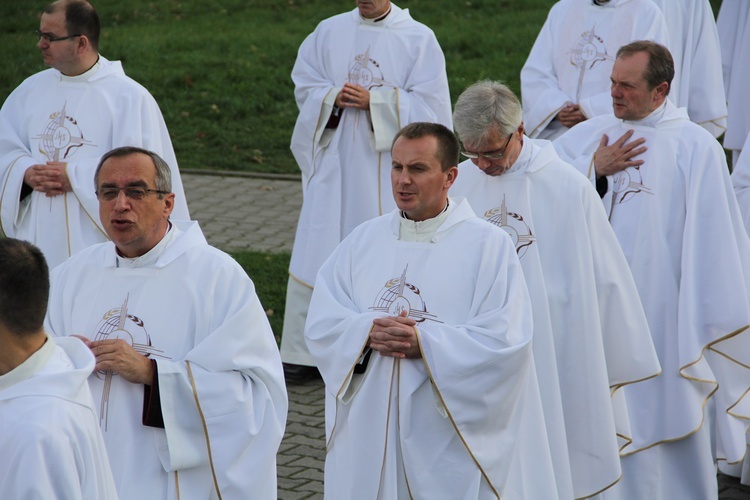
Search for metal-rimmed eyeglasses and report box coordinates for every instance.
[95,187,169,201]
[35,29,81,43]
[461,132,513,161]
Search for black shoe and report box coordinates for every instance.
[283,363,321,383]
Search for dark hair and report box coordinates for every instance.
[94,146,172,195]
[391,122,459,171]
[0,239,50,336]
[616,40,674,95]
[46,0,101,51]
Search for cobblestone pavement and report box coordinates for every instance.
[182,171,301,253]
[182,171,750,499]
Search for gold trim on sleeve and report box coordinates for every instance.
[529,105,565,138]
[288,271,314,289]
[328,330,375,450]
[186,360,223,500]
[416,327,502,499]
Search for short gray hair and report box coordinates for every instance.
[453,80,523,147]
[94,146,172,196]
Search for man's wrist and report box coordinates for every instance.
[595,175,608,198]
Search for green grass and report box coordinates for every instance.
[1,0,556,174]
[1,1,726,173]
[230,250,290,343]
[0,1,728,173]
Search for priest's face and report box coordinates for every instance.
[462,125,524,177]
[37,9,82,75]
[97,153,175,258]
[610,52,667,121]
[357,0,391,19]
[391,135,457,222]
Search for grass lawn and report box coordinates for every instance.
[230,250,290,342]
[0,1,726,174]
[0,0,571,174]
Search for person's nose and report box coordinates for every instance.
[396,169,412,186]
[476,156,493,172]
[113,190,131,210]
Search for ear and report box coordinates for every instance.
[163,193,175,218]
[654,81,669,100]
[444,165,458,189]
[518,122,525,137]
[76,35,90,55]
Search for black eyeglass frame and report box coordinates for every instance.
[460,132,514,161]
[35,29,82,43]
[95,187,170,201]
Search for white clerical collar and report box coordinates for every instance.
[505,135,533,175]
[623,100,668,128]
[61,56,101,82]
[360,6,392,25]
[0,335,55,390]
[116,221,178,268]
[399,199,452,242]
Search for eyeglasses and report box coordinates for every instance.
[95,187,169,201]
[35,29,81,43]
[461,132,514,161]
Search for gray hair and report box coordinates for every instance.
[453,80,523,147]
[94,146,172,196]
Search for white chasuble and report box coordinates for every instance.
[650,0,727,137]
[289,3,452,286]
[45,221,288,500]
[0,337,118,499]
[305,199,559,499]
[718,0,750,159]
[554,102,750,470]
[452,138,660,499]
[521,0,669,140]
[732,133,750,237]
[0,57,190,268]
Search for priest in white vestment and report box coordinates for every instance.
[732,133,750,237]
[0,238,117,499]
[521,0,669,140]
[45,147,288,500]
[649,0,726,138]
[553,41,750,499]
[0,0,190,269]
[728,133,750,484]
[305,122,559,499]
[451,80,661,500]
[282,0,452,380]
[717,0,750,166]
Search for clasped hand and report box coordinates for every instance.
[24,162,72,197]
[369,311,421,359]
[335,83,370,110]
